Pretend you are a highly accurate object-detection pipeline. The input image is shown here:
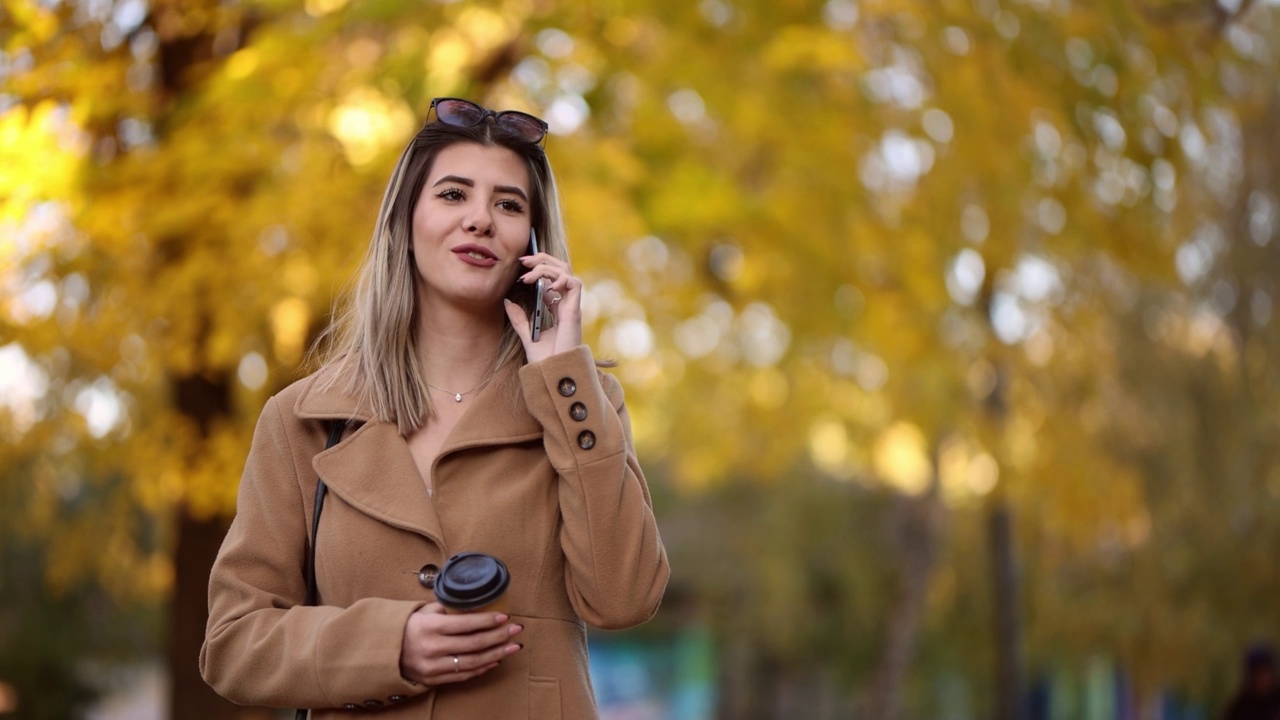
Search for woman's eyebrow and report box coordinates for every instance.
[494,185,529,202]
[433,175,474,188]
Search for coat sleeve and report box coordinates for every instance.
[519,345,670,630]
[199,396,430,709]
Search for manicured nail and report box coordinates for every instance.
[495,613,509,623]
[509,624,524,635]
[507,643,523,654]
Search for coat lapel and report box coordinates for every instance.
[312,421,446,544]
[292,362,543,546]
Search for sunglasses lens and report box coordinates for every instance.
[497,112,548,143]
[431,99,548,143]
[435,99,486,127]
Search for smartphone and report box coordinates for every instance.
[529,228,546,342]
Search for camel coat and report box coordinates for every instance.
[200,346,669,718]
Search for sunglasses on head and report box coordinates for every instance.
[429,98,549,144]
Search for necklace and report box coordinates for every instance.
[426,373,494,403]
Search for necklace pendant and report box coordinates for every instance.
[454,393,463,402]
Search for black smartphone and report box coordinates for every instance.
[529,228,546,342]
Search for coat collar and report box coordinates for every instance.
[294,361,543,544]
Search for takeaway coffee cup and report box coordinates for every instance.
[434,552,511,614]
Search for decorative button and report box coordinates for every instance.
[577,430,596,450]
[344,704,360,710]
[569,402,587,422]
[364,700,384,709]
[417,564,439,590]
[557,377,577,397]
[389,695,407,703]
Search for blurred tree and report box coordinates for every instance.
[3,0,1280,717]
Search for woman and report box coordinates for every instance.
[200,98,669,718]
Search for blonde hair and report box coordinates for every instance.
[313,120,570,435]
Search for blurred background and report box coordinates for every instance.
[3,0,1280,718]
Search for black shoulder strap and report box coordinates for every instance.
[305,420,346,606]
[297,420,346,720]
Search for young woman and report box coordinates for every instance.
[201,98,669,718]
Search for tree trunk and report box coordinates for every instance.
[167,509,245,719]
[863,460,945,720]
[167,373,249,718]
[989,500,1025,720]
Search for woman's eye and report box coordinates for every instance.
[437,189,465,202]
[498,199,525,213]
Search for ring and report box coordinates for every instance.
[549,292,562,305]
[453,655,460,672]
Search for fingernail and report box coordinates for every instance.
[509,624,524,635]
[495,613,509,623]
[508,643,523,653]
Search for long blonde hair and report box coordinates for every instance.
[313,119,570,435]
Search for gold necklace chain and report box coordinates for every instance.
[426,370,495,403]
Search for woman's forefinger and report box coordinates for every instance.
[421,607,510,636]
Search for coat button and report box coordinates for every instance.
[389,695,407,703]
[569,402,587,422]
[417,564,439,590]
[577,430,596,450]
[557,377,577,397]
[364,700,384,709]
[344,704,360,710]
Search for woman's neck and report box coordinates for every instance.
[416,301,505,389]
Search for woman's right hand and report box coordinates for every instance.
[399,603,524,686]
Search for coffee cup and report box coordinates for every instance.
[434,552,511,614]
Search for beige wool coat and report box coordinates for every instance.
[200,346,669,718]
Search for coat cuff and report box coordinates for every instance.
[313,598,430,708]
[518,346,624,469]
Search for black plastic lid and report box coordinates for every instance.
[434,552,510,611]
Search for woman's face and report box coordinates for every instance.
[411,142,533,313]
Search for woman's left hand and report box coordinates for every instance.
[504,251,582,363]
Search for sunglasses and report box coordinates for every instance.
[429,98,549,144]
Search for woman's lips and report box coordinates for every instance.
[452,245,498,267]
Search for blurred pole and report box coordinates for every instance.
[989,499,1025,720]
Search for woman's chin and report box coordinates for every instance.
[426,286,510,315]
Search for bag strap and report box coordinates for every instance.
[304,420,344,606]
[296,420,346,720]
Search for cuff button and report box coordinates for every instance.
[364,699,384,709]
[557,377,577,397]
[577,430,596,450]
[344,704,360,710]
[389,695,407,703]
[569,402,587,421]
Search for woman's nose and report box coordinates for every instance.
[464,206,495,236]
